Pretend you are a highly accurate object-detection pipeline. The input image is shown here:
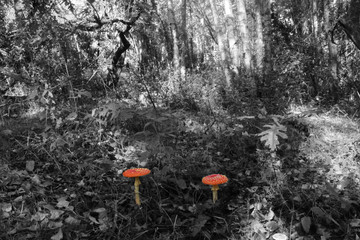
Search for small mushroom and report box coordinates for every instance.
[123,168,151,205]
[202,174,228,203]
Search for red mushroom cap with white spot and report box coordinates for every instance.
[202,174,228,185]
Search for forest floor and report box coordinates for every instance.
[262,105,360,240]
[0,102,360,240]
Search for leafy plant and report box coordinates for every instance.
[258,117,288,152]
[91,101,134,127]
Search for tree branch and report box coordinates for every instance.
[74,11,141,32]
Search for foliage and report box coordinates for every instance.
[258,116,288,152]
[2,98,360,239]
[1,0,360,239]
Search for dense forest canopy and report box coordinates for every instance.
[0,0,360,107]
[1,0,360,239]
[1,0,359,108]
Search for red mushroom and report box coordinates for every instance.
[202,174,228,203]
[123,168,151,205]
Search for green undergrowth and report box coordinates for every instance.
[0,101,360,240]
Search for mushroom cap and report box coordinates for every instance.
[123,168,151,178]
[202,174,228,185]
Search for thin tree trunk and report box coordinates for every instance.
[262,0,273,77]
[309,0,320,97]
[313,0,319,40]
[254,1,264,74]
[224,0,239,74]
[180,0,187,81]
[236,0,251,73]
[262,0,272,78]
[301,1,310,36]
[324,0,338,79]
[197,17,206,69]
[168,0,180,91]
[324,0,339,100]
[188,0,195,71]
[255,0,271,96]
[208,0,232,88]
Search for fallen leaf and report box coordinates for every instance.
[48,221,63,229]
[1,203,12,212]
[253,231,266,240]
[301,216,311,233]
[265,208,275,221]
[93,207,106,213]
[176,179,187,189]
[350,219,360,228]
[191,215,209,237]
[43,204,55,211]
[27,223,39,231]
[56,197,70,208]
[84,191,95,196]
[31,212,48,222]
[14,196,23,202]
[26,160,35,172]
[1,129,13,136]
[49,209,64,220]
[99,223,108,231]
[31,174,41,185]
[77,179,85,186]
[22,182,32,192]
[65,216,80,225]
[51,228,63,240]
[266,221,279,231]
[66,112,77,121]
[272,233,288,240]
[88,215,99,224]
[7,228,17,235]
[293,195,302,202]
[311,206,326,218]
[252,219,266,233]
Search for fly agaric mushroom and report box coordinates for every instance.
[123,168,151,205]
[202,174,228,203]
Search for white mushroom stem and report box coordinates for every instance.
[211,185,219,203]
[134,177,141,205]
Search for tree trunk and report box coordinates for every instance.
[301,1,310,36]
[208,0,232,88]
[236,0,251,74]
[338,0,360,50]
[254,0,264,75]
[324,0,339,100]
[312,0,319,40]
[262,0,272,78]
[167,0,181,91]
[255,0,272,96]
[188,0,195,71]
[180,0,187,81]
[309,0,320,97]
[224,0,239,74]
[197,16,207,69]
